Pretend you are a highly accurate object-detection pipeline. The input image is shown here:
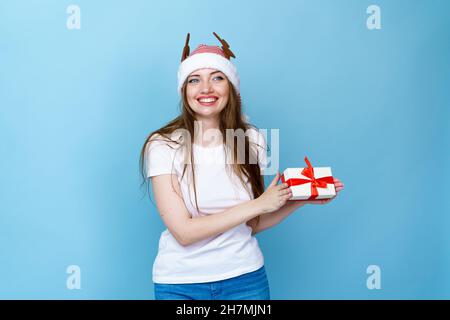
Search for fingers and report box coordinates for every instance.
[306,198,331,205]
[279,194,291,206]
[268,171,281,188]
[277,183,290,191]
[277,187,293,207]
[284,193,292,200]
[333,177,344,194]
[333,177,344,189]
[280,187,292,196]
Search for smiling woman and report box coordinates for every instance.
[138,32,343,301]
[139,33,276,300]
[187,69,227,107]
[186,68,230,122]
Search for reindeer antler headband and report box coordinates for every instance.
[212,32,236,60]
[177,32,240,95]
[181,32,236,62]
[181,33,191,62]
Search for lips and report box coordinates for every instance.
[197,95,218,107]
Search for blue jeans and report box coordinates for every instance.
[154,266,270,300]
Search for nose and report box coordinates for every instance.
[200,81,213,94]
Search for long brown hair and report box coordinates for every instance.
[139,78,265,226]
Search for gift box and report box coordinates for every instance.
[281,156,336,200]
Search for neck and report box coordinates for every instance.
[194,117,222,146]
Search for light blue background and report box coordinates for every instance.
[1,0,449,299]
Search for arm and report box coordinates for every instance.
[247,177,345,235]
[247,201,306,236]
[151,174,265,247]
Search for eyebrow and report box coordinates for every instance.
[188,71,223,78]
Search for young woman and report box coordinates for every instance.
[139,33,344,300]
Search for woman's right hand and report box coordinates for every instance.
[256,171,293,214]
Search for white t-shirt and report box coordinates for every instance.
[145,127,269,284]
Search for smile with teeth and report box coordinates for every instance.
[198,97,218,103]
[197,96,219,106]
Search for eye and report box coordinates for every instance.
[188,78,199,84]
[213,76,224,81]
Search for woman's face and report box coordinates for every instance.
[185,68,229,121]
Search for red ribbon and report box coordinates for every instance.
[281,156,334,200]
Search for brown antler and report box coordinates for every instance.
[213,32,236,60]
[181,33,190,62]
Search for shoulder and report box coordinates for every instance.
[145,133,185,165]
[246,126,267,149]
[246,126,269,170]
[145,133,184,178]
[147,132,183,152]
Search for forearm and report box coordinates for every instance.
[182,199,264,246]
[252,201,306,235]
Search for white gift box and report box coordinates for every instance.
[281,166,336,200]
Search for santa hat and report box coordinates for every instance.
[177,32,240,95]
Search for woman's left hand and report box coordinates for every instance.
[290,177,344,205]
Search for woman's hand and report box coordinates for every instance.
[293,177,344,205]
[255,171,293,214]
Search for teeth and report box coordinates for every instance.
[199,98,217,103]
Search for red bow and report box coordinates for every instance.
[281,156,334,200]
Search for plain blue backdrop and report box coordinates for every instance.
[0,0,449,299]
